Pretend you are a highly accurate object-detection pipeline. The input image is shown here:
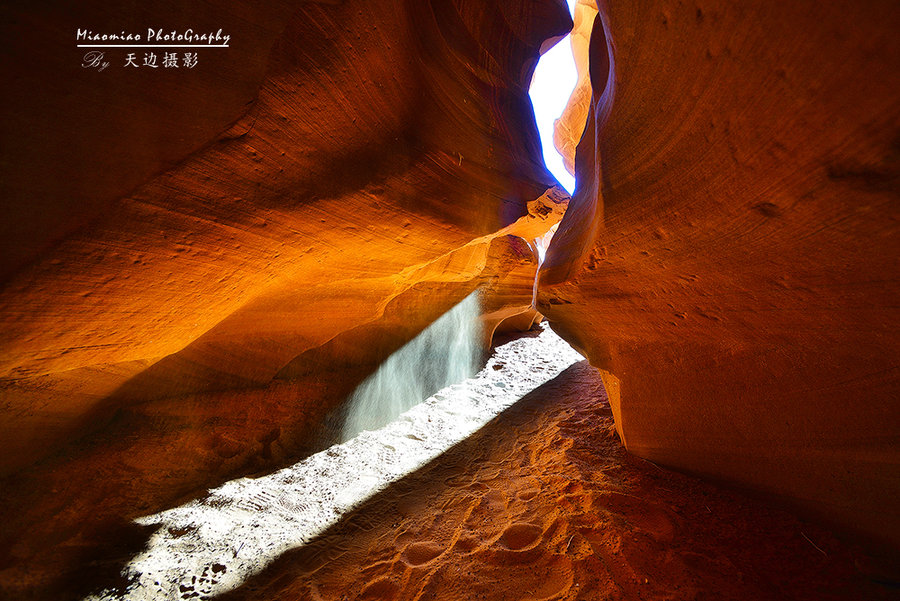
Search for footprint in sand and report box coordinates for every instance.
[517,487,540,501]
[500,522,543,550]
[452,534,480,553]
[359,577,400,600]
[443,473,472,488]
[402,541,445,566]
[596,492,676,543]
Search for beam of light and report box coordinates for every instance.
[340,292,481,442]
[529,0,579,193]
[85,323,583,601]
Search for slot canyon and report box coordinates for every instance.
[0,0,898,599]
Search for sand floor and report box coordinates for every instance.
[210,359,890,601]
[8,329,880,601]
[79,325,895,601]
[87,325,584,600]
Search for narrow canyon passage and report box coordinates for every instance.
[88,326,885,601]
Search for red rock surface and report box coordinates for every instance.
[0,1,571,596]
[0,0,570,471]
[540,0,900,557]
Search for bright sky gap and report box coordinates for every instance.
[529,0,578,194]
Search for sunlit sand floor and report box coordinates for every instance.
[92,325,888,601]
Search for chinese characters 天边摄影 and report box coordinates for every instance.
[124,52,198,68]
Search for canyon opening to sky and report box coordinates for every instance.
[530,0,579,193]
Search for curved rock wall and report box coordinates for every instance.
[540,0,900,552]
[0,0,571,472]
[0,1,572,596]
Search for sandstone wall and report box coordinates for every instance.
[0,1,572,596]
[540,0,900,552]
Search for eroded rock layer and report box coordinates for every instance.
[0,1,572,596]
[540,0,900,553]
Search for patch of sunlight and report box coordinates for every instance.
[529,0,578,193]
[85,322,583,601]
